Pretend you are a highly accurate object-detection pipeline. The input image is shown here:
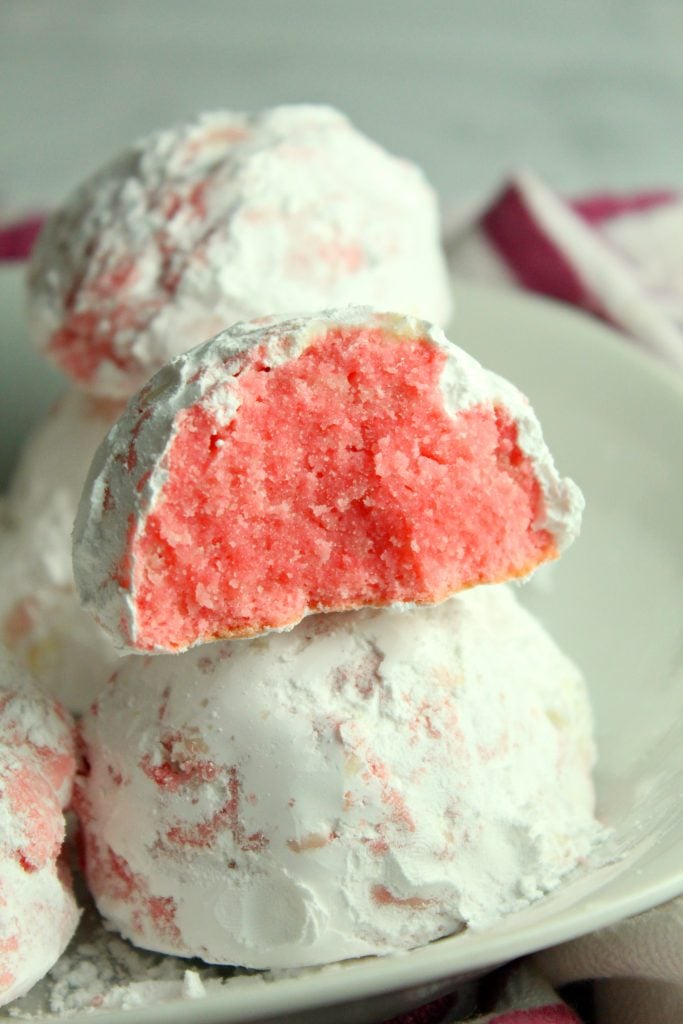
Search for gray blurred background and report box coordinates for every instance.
[2,0,683,213]
[1,0,682,484]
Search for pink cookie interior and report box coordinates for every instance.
[131,326,553,649]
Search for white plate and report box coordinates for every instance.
[2,266,683,1023]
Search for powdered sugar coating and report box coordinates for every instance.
[0,393,123,714]
[75,587,599,969]
[0,761,80,1008]
[0,647,79,1007]
[0,499,121,716]
[27,105,452,398]
[6,390,124,522]
[0,646,75,805]
[73,307,584,653]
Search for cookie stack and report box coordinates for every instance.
[0,647,78,1006]
[70,306,597,968]
[0,104,451,714]
[2,106,599,979]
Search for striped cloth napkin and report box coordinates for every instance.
[446,169,683,373]
[2,186,682,1022]
[0,213,44,262]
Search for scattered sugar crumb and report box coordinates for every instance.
[1,891,249,1018]
[1,880,333,1020]
[182,970,206,1000]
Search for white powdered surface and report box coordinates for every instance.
[28,105,452,398]
[0,392,123,714]
[76,588,600,969]
[73,308,583,655]
[2,885,260,1019]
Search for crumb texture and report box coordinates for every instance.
[134,326,552,649]
[74,310,582,654]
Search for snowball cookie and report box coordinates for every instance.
[0,499,121,715]
[0,647,79,1007]
[0,392,123,714]
[73,307,583,654]
[5,390,124,523]
[74,586,600,969]
[27,105,452,398]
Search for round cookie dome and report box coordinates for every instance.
[72,308,583,654]
[0,392,123,714]
[0,647,78,1007]
[6,390,123,523]
[28,105,452,398]
[75,586,599,970]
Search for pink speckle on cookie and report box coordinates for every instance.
[0,649,79,1008]
[28,106,452,398]
[372,885,435,909]
[74,588,600,969]
[79,836,182,948]
[5,764,63,872]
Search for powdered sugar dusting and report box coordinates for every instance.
[0,651,79,1008]
[74,588,601,970]
[1,894,241,1018]
[73,308,583,655]
[0,392,123,714]
[28,105,452,397]
[1,879,333,1019]
[0,498,121,716]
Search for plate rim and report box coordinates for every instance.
[3,267,683,1023]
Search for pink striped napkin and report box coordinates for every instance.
[2,192,683,1022]
[435,173,683,1023]
[446,170,683,373]
[0,213,44,262]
